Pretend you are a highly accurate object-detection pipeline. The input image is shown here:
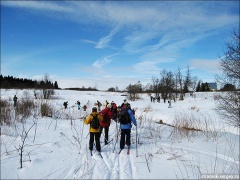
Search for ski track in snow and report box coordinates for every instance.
[70,132,140,180]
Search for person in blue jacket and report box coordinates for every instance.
[118,102,137,150]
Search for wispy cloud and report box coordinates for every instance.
[190,59,221,74]
[78,39,97,45]
[133,60,162,75]
[95,26,120,49]
[2,1,72,12]
[92,53,118,69]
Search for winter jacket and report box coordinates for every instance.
[84,112,103,133]
[97,101,102,107]
[100,107,112,128]
[104,101,109,107]
[13,96,18,102]
[118,108,137,129]
[111,103,117,110]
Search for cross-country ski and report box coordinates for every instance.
[118,147,130,155]
[90,150,103,158]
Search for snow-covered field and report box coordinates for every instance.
[1,89,239,179]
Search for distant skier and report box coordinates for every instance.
[104,100,109,108]
[96,100,102,112]
[168,100,172,108]
[63,101,68,109]
[150,96,153,102]
[13,95,18,107]
[76,100,81,110]
[121,99,127,108]
[83,105,87,111]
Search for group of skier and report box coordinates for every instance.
[84,99,137,155]
[150,95,172,108]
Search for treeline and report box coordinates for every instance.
[65,87,98,91]
[0,75,59,89]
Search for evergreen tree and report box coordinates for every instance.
[183,83,188,93]
[200,83,205,92]
[205,82,210,91]
[54,81,59,89]
[196,81,201,92]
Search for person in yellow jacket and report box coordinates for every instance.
[84,107,103,152]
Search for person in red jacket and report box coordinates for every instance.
[100,104,112,145]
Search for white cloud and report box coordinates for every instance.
[95,26,120,49]
[133,61,162,76]
[190,59,221,74]
[92,53,118,69]
[57,77,149,90]
[2,1,72,12]
[78,39,97,45]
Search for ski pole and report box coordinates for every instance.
[136,125,138,157]
[81,118,85,141]
[101,128,109,144]
[113,129,120,153]
[86,132,89,138]
[113,122,120,153]
[112,121,118,152]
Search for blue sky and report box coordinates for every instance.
[1,1,239,90]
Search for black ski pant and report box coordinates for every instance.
[120,129,131,149]
[100,126,109,144]
[89,132,101,152]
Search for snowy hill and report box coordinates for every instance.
[1,89,239,179]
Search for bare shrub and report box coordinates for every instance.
[17,123,35,168]
[135,111,164,144]
[15,99,35,122]
[170,112,227,142]
[0,99,11,125]
[170,113,202,141]
[40,101,53,117]
[42,89,55,99]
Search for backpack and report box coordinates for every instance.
[112,108,118,120]
[91,114,100,129]
[119,109,130,124]
[100,110,110,123]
